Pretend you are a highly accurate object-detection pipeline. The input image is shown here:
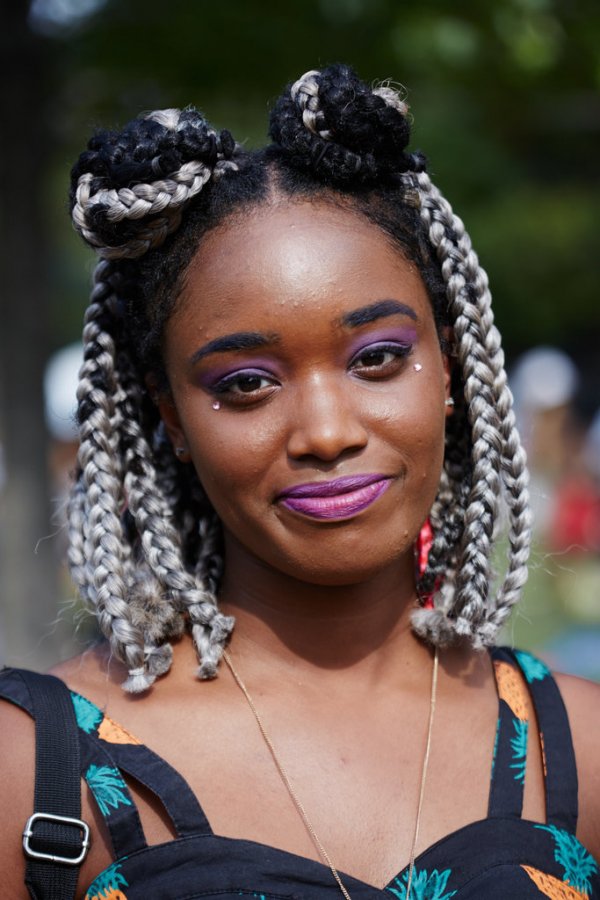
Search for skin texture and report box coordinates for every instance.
[161,201,451,594]
[0,200,598,897]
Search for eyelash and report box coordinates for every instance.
[348,341,413,375]
[211,369,278,404]
[209,341,414,405]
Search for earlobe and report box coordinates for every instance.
[145,373,190,460]
[158,400,190,460]
[441,327,455,414]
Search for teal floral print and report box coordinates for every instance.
[387,867,457,899]
[515,651,550,684]
[85,764,132,817]
[85,860,128,899]
[509,718,528,783]
[536,824,599,894]
[71,691,103,733]
[491,717,501,776]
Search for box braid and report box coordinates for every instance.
[412,175,531,645]
[69,110,238,690]
[68,64,530,691]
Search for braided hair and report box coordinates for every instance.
[68,64,531,691]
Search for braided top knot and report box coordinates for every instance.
[70,108,238,260]
[269,63,426,185]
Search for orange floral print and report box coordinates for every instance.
[98,715,142,745]
[521,865,588,899]
[494,660,530,722]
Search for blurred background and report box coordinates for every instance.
[1,0,599,675]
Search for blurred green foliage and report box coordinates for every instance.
[32,0,600,371]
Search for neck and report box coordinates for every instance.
[217,534,426,680]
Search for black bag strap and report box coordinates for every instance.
[14,669,90,900]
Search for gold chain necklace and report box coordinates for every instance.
[223,645,439,900]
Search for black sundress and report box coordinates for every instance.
[0,647,598,899]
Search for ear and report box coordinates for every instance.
[441,327,454,416]
[145,373,190,462]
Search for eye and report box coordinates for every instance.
[349,341,413,377]
[211,369,279,405]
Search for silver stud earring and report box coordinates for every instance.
[212,400,221,410]
[413,363,423,372]
[445,397,455,407]
[175,447,187,457]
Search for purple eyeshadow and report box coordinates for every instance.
[196,360,280,391]
[347,327,417,359]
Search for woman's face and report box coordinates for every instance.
[159,200,451,586]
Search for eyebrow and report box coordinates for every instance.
[341,299,418,328]
[189,331,278,365]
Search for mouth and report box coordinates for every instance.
[277,474,392,520]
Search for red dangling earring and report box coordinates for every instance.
[415,518,435,609]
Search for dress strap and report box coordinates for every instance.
[69,690,213,839]
[510,648,578,833]
[0,671,213,858]
[0,668,147,860]
[91,740,214,838]
[487,647,529,819]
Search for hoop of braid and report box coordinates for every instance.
[280,67,531,647]
[69,109,237,690]
[271,64,426,184]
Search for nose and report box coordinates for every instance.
[286,373,369,462]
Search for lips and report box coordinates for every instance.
[277,474,391,520]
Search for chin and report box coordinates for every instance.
[270,542,412,588]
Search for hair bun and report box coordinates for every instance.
[269,63,425,184]
[70,108,238,259]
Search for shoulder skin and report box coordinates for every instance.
[555,671,600,860]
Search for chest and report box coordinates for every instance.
[114,676,515,889]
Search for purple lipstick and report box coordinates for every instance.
[278,474,391,520]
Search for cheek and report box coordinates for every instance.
[185,411,279,503]
[361,368,446,444]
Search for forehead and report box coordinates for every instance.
[175,199,431,333]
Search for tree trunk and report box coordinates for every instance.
[0,4,61,669]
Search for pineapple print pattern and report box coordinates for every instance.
[71,691,141,744]
[509,718,528,783]
[535,825,599,896]
[85,861,129,900]
[494,660,530,721]
[71,692,103,734]
[387,866,457,899]
[97,715,142,745]
[85,764,132,817]
[522,866,587,899]
[515,650,551,684]
[0,652,591,900]
[494,658,530,782]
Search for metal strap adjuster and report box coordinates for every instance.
[23,812,91,866]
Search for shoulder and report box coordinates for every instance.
[0,674,37,898]
[0,658,121,898]
[554,670,600,860]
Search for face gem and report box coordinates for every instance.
[413,363,423,372]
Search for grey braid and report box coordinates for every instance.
[70,264,147,682]
[71,110,237,261]
[411,172,531,647]
[69,109,237,690]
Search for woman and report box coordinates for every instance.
[0,64,598,899]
